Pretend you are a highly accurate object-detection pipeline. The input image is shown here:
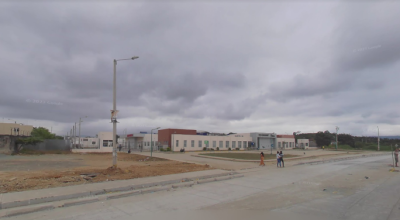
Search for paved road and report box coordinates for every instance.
[9,155,399,220]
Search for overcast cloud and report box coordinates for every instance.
[1,1,400,136]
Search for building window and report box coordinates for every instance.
[238,141,242,148]
[205,140,209,148]
[103,140,112,147]
[176,140,179,147]
[278,142,281,148]
[213,141,216,148]
[226,141,229,148]
[92,141,96,145]
[184,140,187,148]
[199,140,202,148]
[191,140,194,147]
[243,141,247,148]
[232,141,236,149]
[219,141,223,148]
[306,143,309,146]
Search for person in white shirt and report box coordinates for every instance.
[276,151,282,167]
[280,151,284,167]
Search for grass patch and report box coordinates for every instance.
[199,153,296,160]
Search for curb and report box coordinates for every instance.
[192,154,347,162]
[0,173,244,218]
[0,171,239,212]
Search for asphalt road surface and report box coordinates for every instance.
[9,155,399,220]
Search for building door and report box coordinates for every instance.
[259,138,272,149]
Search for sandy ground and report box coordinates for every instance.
[0,153,211,193]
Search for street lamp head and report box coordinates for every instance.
[156,127,160,129]
[131,56,139,60]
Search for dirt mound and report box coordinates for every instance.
[0,159,212,193]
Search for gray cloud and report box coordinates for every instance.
[1,2,400,136]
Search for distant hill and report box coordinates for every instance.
[367,136,400,139]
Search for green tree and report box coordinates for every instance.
[14,127,58,153]
[338,134,355,148]
[315,131,332,147]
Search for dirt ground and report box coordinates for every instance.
[0,153,211,193]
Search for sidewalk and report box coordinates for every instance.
[0,169,232,211]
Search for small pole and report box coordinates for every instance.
[391,144,395,168]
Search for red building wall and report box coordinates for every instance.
[277,135,295,138]
[158,128,197,148]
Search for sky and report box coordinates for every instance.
[1,1,400,137]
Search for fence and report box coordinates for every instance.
[23,139,71,152]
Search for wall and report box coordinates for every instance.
[72,148,112,153]
[171,133,252,152]
[158,129,197,148]
[0,135,17,154]
[0,123,34,136]
[77,137,99,148]
[98,132,113,149]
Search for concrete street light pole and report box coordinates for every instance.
[335,126,339,150]
[74,123,77,148]
[78,116,87,148]
[377,126,380,151]
[112,56,139,168]
[151,127,160,158]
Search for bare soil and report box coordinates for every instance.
[0,153,212,193]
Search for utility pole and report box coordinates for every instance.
[78,117,86,148]
[377,126,380,151]
[151,127,160,157]
[335,126,339,150]
[112,56,139,168]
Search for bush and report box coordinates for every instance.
[216,147,219,151]
[228,148,231,151]
[211,148,214,151]
[160,148,165,151]
[235,148,240,151]
[166,147,171,151]
[203,147,207,151]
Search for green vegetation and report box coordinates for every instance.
[15,127,62,154]
[200,153,296,160]
[326,143,394,151]
[298,131,399,151]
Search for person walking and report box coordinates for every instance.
[279,151,284,167]
[276,151,282,167]
[395,148,399,167]
[260,152,265,166]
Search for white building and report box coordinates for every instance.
[72,131,113,153]
[297,139,310,149]
[171,133,252,152]
[276,135,296,149]
[120,133,159,151]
